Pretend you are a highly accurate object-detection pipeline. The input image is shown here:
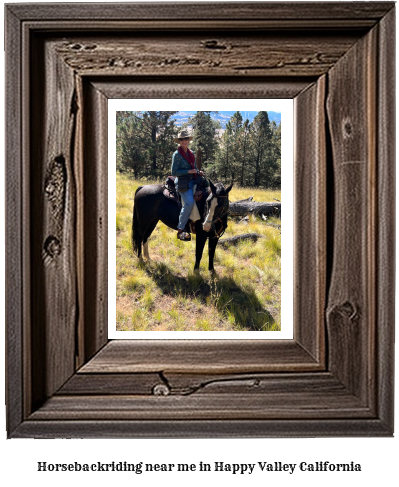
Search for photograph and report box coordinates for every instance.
[109,101,293,338]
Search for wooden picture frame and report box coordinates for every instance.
[5,2,395,438]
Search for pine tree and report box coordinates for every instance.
[251,111,271,187]
[189,111,221,171]
[116,112,149,177]
[141,111,178,175]
[157,118,179,174]
[228,111,243,182]
[214,121,232,180]
[240,119,251,186]
[269,121,281,188]
[116,111,178,178]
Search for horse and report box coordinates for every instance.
[132,179,233,272]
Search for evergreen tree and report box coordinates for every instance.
[188,111,221,171]
[116,111,178,178]
[116,112,149,177]
[214,121,233,180]
[240,119,251,186]
[228,111,243,182]
[251,111,271,187]
[156,118,179,173]
[269,121,281,188]
[141,111,178,175]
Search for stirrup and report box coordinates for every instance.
[177,231,191,241]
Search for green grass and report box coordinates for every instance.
[115,172,281,332]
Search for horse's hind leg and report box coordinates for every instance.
[132,201,145,260]
[142,219,159,260]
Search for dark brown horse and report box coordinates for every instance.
[132,180,233,271]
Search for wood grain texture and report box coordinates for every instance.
[79,340,321,374]
[326,27,376,405]
[376,7,395,432]
[7,2,394,23]
[60,371,358,397]
[81,81,109,362]
[13,418,391,439]
[30,37,78,407]
[91,78,312,100]
[35,371,374,422]
[5,5,24,437]
[58,372,163,395]
[53,33,360,78]
[294,76,326,364]
[28,394,372,421]
[5,2,395,438]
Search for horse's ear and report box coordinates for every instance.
[226,182,234,193]
[209,180,217,195]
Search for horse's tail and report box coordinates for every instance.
[132,186,144,256]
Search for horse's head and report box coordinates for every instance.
[203,180,233,235]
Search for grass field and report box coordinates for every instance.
[116,173,281,332]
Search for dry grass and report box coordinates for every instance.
[115,173,281,332]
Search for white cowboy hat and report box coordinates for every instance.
[173,129,193,143]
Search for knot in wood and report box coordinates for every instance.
[339,301,358,321]
[45,181,56,196]
[83,44,97,51]
[201,40,227,50]
[343,119,353,137]
[44,235,61,257]
[152,383,170,396]
[327,301,359,324]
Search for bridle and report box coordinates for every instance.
[203,192,229,238]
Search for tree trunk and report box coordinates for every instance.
[151,127,157,170]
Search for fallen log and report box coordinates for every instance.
[229,201,281,217]
[218,233,265,247]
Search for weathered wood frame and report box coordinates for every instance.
[5,2,395,438]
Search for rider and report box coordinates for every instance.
[171,130,205,241]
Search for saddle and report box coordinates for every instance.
[163,176,205,211]
[163,176,182,209]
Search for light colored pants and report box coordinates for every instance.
[178,179,196,230]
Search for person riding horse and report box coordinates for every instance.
[171,130,209,241]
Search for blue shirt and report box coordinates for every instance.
[171,150,197,177]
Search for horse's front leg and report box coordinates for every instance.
[208,236,219,272]
[194,231,207,272]
[142,241,151,261]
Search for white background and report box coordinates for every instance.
[1,1,397,486]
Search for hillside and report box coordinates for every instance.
[171,111,281,128]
